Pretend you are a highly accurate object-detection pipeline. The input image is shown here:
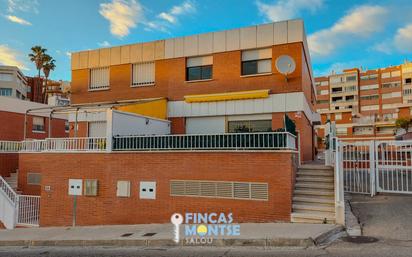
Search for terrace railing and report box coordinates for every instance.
[113,132,297,151]
[0,141,22,153]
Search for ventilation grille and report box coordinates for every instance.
[27,173,41,185]
[170,180,268,201]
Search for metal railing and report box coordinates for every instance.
[0,141,22,153]
[1,137,107,153]
[0,176,18,204]
[113,132,297,151]
[17,195,40,226]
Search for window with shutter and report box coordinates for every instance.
[241,48,272,76]
[89,67,110,90]
[132,62,155,86]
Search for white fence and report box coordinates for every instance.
[0,137,107,153]
[112,132,297,151]
[331,138,412,196]
[17,195,40,226]
[0,176,40,229]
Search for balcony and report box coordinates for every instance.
[0,132,297,153]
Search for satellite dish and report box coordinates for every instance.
[275,55,296,76]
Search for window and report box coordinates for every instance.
[405,78,412,85]
[186,56,213,81]
[382,104,397,110]
[320,81,329,86]
[84,179,98,196]
[345,86,356,92]
[316,100,329,105]
[404,89,412,95]
[346,95,355,101]
[382,113,398,120]
[361,105,379,111]
[346,75,357,82]
[0,88,12,96]
[360,95,379,100]
[132,62,155,86]
[27,173,41,185]
[391,71,401,77]
[382,82,401,88]
[382,91,401,99]
[241,48,272,76]
[360,74,378,80]
[32,116,45,132]
[330,76,344,84]
[170,180,268,201]
[0,73,13,81]
[335,113,342,120]
[89,67,109,90]
[317,89,328,95]
[227,120,272,133]
[332,87,343,93]
[360,84,379,90]
[381,72,391,79]
[336,127,347,135]
[116,180,131,197]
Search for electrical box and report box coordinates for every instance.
[68,179,83,196]
[117,180,131,197]
[139,181,156,199]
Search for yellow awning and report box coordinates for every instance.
[184,89,270,103]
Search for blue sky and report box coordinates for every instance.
[0,0,412,81]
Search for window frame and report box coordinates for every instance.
[32,116,45,133]
[186,64,213,81]
[89,67,110,91]
[131,61,156,87]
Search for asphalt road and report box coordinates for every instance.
[1,239,412,257]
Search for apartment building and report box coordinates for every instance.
[315,62,412,143]
[0,66,28,100]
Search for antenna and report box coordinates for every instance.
[275,55,296,76]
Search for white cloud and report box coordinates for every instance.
[256,0,323,22]
[99,0,144,38]
[308,5,387,57]
[98,41,111,47]
[7,0,39,14]
[4,15,32,25]
[371,41,393,55]
[394,23,412,53]
[158,0,195,24]
[0,44,28,70]
[65,52,71,58]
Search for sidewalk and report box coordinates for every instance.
[0,223,344,247]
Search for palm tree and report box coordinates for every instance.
[28,46,47,102]
[42,55,56,103]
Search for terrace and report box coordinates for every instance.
[0,131,297,153]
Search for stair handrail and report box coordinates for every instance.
[0,176,18,205]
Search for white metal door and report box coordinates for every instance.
[340,141,375,195]
[375,141,412,194]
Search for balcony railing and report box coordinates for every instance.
[0,133,297,153]
[112,132,297,151]
[0,137,107,153]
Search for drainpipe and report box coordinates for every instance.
[74,108,79,138]
[23,110,29,140]
[48,110,54,138]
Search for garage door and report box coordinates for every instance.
[186,117,225,134]
[88,121,107,137]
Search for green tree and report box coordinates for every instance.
[42,55,56,103]
[395,118,411,133]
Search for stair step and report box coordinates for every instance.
[297,171,334,178]
[293,196,335,205]
[295,182,334,190]
[299,165,333,171]
[296,177,334,183]
[291,212,336,224]
[294,189,334,197]
[293,203,335,212]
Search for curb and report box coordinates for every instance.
[0,238,316,248]
[313,225,345,245]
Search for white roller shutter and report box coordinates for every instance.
[186,116,225,134]
[88,121,107,137]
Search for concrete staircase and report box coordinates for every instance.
[3,172,18,191]
[291,164,336,224]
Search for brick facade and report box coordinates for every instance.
[0,110,68,141]
[18,151,298,226]
[0,153,18,177]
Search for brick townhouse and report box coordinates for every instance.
[0,20,340,229]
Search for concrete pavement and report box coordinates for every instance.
[350,194,412,240]
[0,223,343,247]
